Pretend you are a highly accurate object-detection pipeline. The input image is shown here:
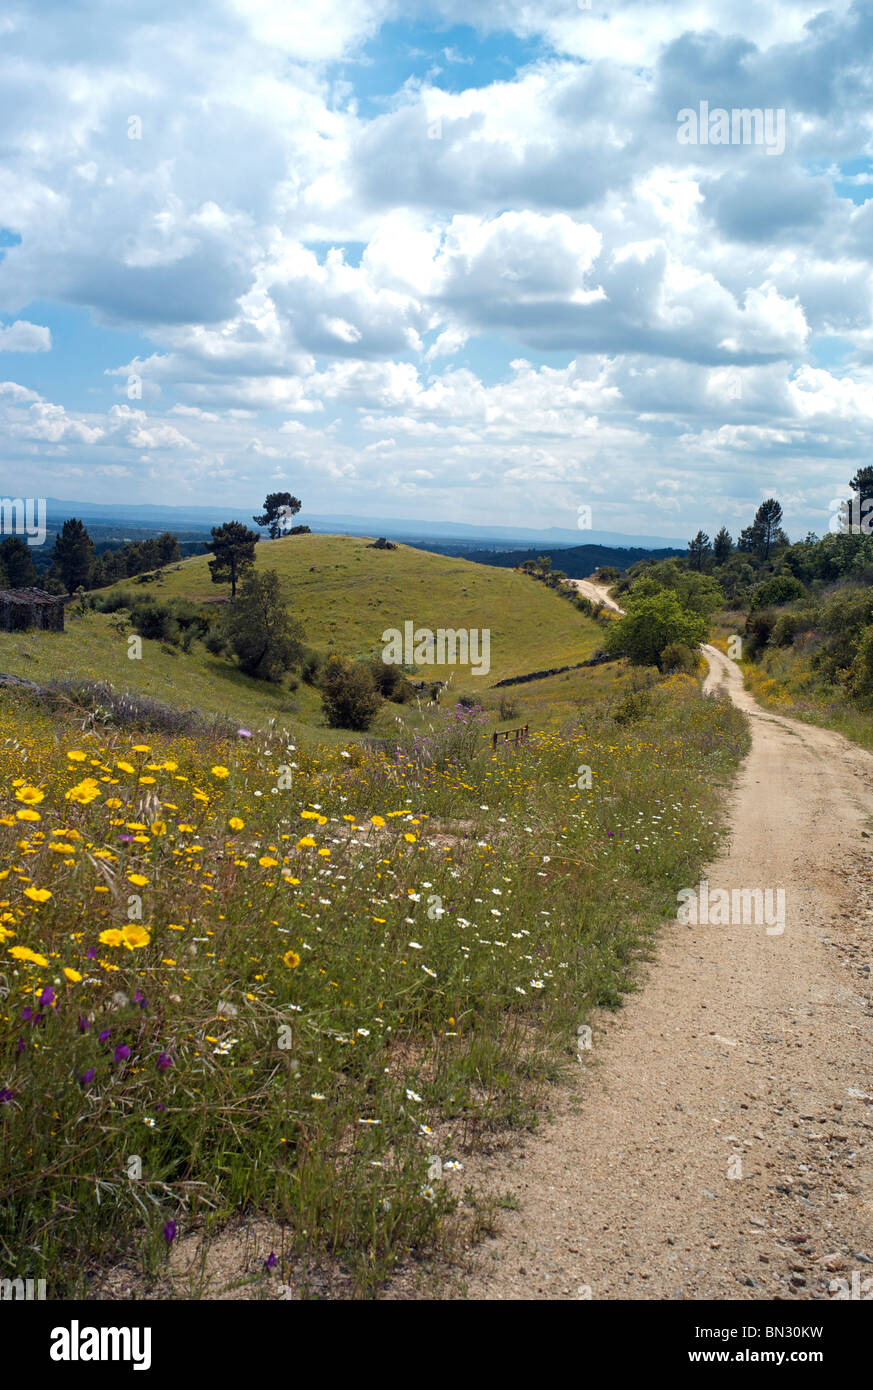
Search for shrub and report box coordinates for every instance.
[221,569,305,682]
[744,609,777,657]
[300,647,324,684]
[130,599,180,644]
[370,659,414,703]
[613,688,652,724]
[812,586,873,682]
[603,589,707,669]
[750,574,805,609]
[94,589,134,614]
[320,655,382,730]
[770,609,816,648]
[498,694,520,720]
[846,625,873,704]
[203,626,229,656]
[659,641,697,674]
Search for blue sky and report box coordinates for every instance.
[1,0,872,541]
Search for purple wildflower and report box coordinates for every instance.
[38,987,55,1008]
[114,1044,131,1063]
[98,1028,111,1044]
[264,1251,278,1269]
[163,1220,177,1244]
[156,1051,173,1071]
[78,1014,91,1033]
[0,1088,14,1103]
[79,1068,95,1086]
[15,1035,25,1054]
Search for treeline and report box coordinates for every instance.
[8,520,184,595]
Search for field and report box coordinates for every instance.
[0,670,747,1297]
[0,535,609,745]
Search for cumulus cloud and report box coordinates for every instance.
[0,319,51,352]
[0,0,869,534]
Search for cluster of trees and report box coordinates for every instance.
[685,497,787,573]
[606,472,873,703]
[90,533,181,587]
[605,497,798,670]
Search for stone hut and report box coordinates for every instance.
[0,588,65,633]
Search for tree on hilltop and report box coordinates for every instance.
[254,492,302,539]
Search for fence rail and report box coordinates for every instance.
[491,724,530,750]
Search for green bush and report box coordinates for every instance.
[221,569,304,682]
[659,641,697,674]
[130,599,180,644]
[94,589,134,614]
[846,625,873,704]
[370,658,414,703]
[770,609,815,648]
[603,589,707,669]
[320,655,382,730]
[744,609,777,658]
[300,648,324,684]
[751,574,805,609]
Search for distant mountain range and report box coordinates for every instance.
[39,499,686,552]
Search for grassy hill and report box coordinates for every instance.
[106,532,601,683]
[0,535,605,739]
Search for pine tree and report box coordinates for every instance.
[254,492,302,539]
[712,526,733,562]
[753,498,784,560]
[687,530,711,571]
[52,519,94,594]
[205,521,259,598]
[0,535,38,588]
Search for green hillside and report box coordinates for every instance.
[0,534,603,737]
[103,532,600,682]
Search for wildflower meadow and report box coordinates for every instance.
[0,679,747,1296]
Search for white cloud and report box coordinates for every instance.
[0,320,51,352]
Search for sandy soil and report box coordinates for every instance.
[433,642,873,1300]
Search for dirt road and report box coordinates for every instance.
[448,643,873,1299]
[567,578,624,613]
